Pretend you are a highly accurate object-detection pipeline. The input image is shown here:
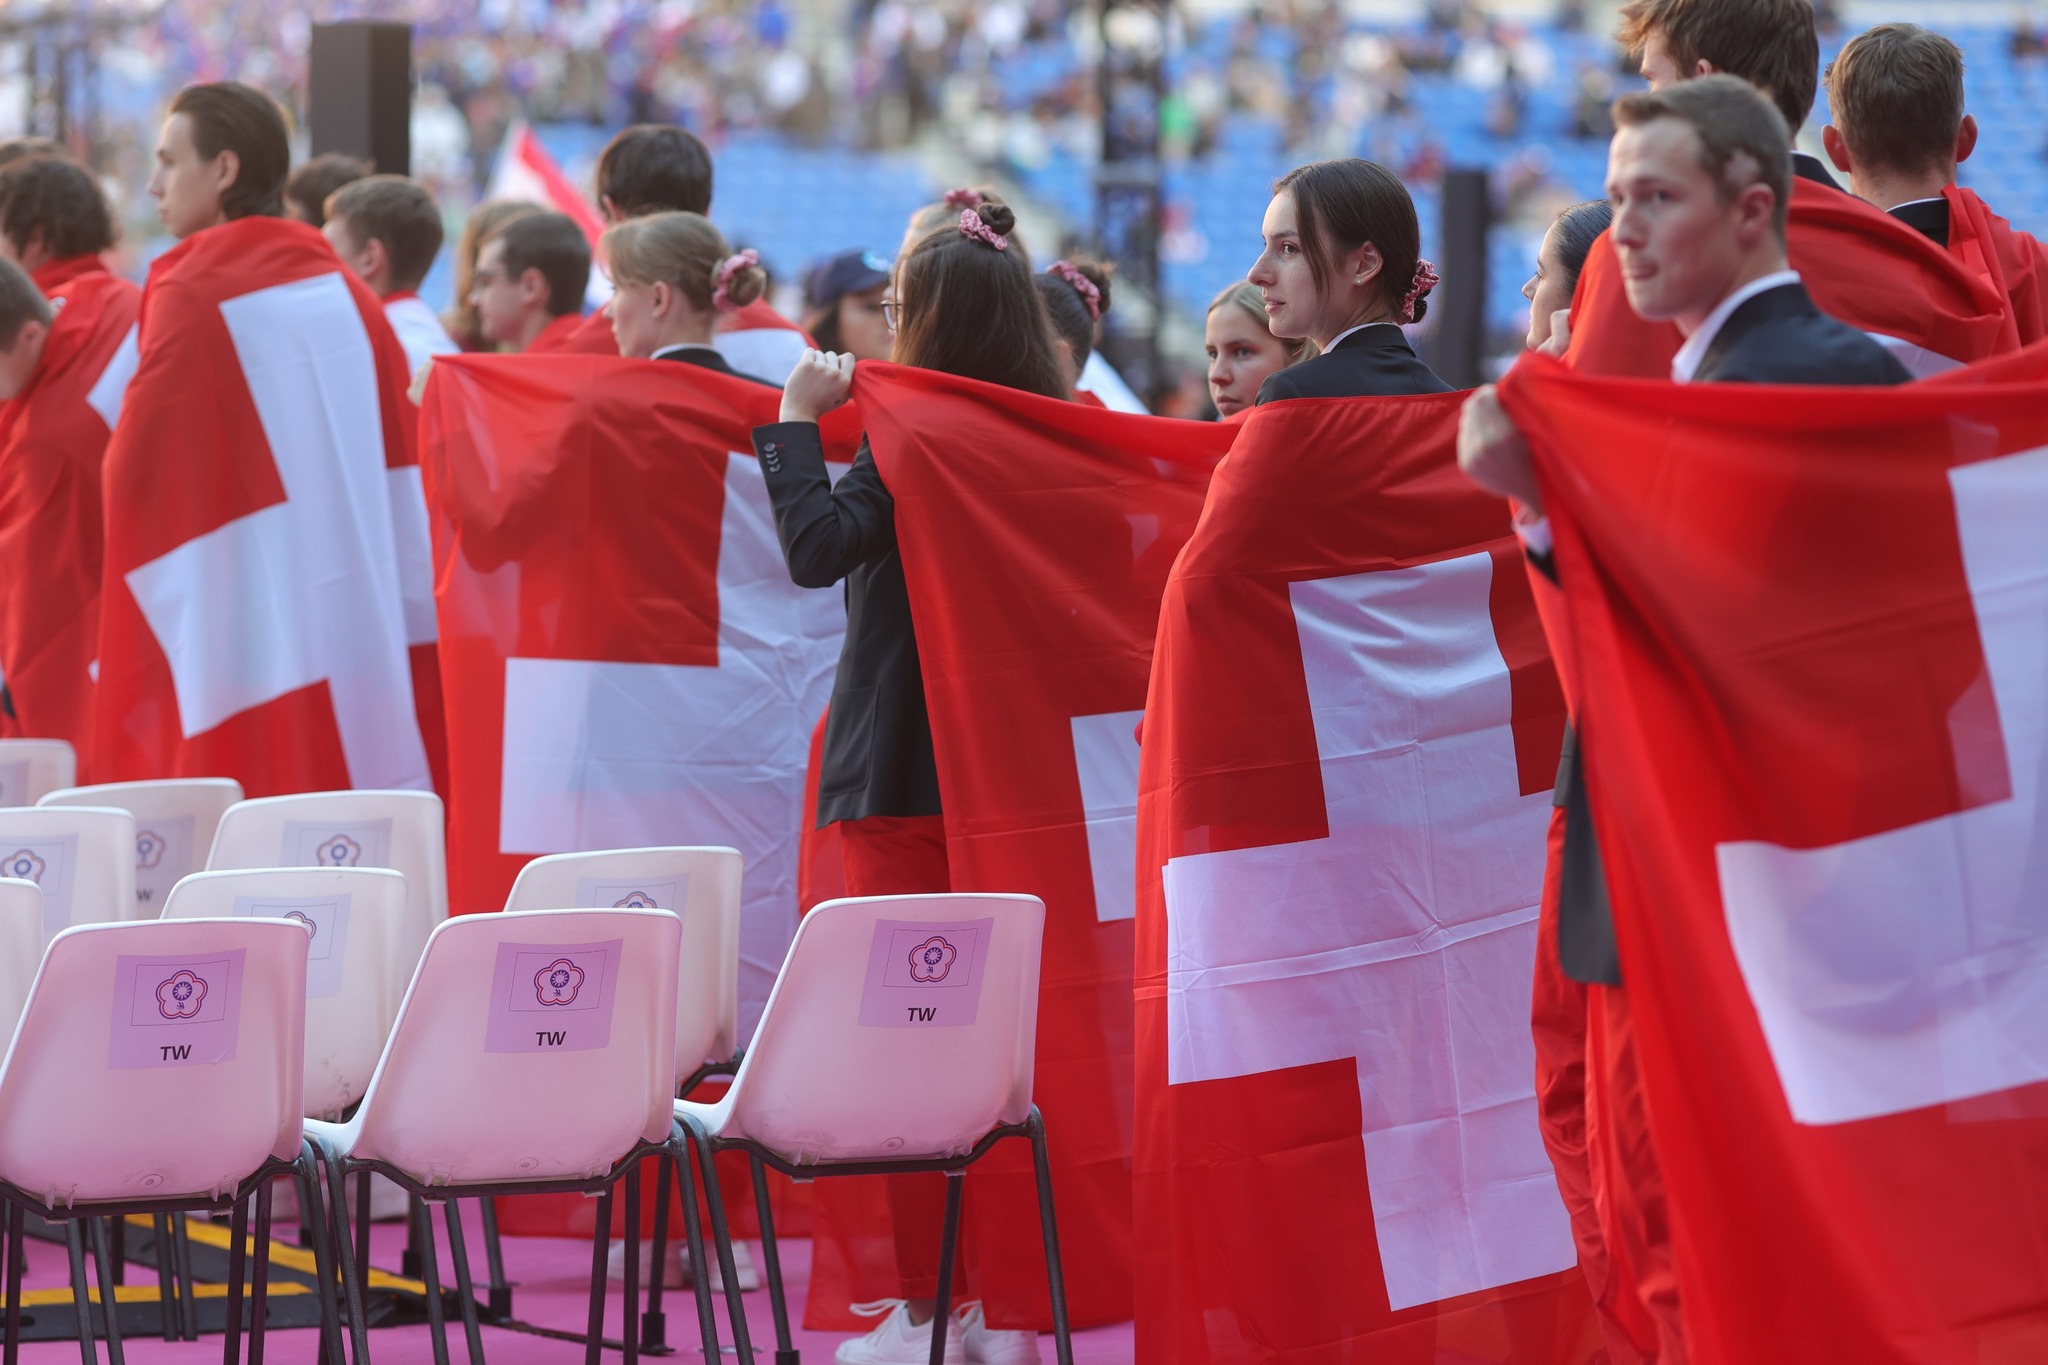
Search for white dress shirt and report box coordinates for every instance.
[383,294,460,373]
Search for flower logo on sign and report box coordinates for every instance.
[613,891,659,909]
[315,834,362,867]
[908,935,958,983]
[535,958,585,1006]
[156,970,208,1020]
[2,849,44,884]
[136,831,166,870]
[283,910,318,940]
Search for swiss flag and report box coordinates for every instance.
[1943,184,2048,349]
[857,362,1233,1330]
[94,217,437,797]
[0,270,139,757]
[1497,347,2048,1360]
[1565,177,2014,378]
[1133,395,1596,1362]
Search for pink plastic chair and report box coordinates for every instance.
[673,893,1073,1365]
[0,916,321,1364]
[41,778,245,916]
[0,738,75,806]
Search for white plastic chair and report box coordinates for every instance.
[305,907,686,1365]
[0,916,322,1364]
[0,738,75,806]
[207,790,447,981]
[673,893,1072,1365]
[0,805,139,945]
[0,878,39,1046]
[41,778,245,917]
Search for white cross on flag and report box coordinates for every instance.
[1135,394,1595,1361]
[95,218,436,797]
[1498,348,2048,1359]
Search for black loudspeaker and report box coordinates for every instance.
[1432,167,1492,390]
[308,22,413,175]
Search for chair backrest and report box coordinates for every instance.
[502,847,742,1081]
[40,779,246,918]
[0,740,75,807]
[725,894,1044,1164]
[162,868,407,1121]
[0,806,139,945]
[350,908,681,1186]
[206,791,446,982]
[0,879,41,1047]
[0,917,307,1206]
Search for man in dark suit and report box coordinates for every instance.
[1458,73,1908,1364]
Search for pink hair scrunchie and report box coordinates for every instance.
[712,248,760,314]
[1400,258,1440,324]
[942,187,986,210]
[958,209,1008,252]
[1047,260,1101,322]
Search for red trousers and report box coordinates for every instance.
[838,813,967,1301]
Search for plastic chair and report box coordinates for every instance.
[207,790,447,981]
[0,916,324,1364]
[41,778,245,917]
[304,908,694,1365]
[673,893,1074,1365]
[0,738,75,806]
[0,805,139,945]
[0,879,39,1045]
[502,847,743,1349]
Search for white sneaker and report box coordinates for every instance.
[955,1302,1041,1365]
[605,1238,760,1291]
[835,1300,967,1365]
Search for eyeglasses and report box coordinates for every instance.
[471,267,507,289]
[880,298,903,331]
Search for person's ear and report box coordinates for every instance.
[360,236,389,281]
[1735,181,1776,246]
[1821,125,1853,175]
[1348,240,1384,291]
[600,194,621,226]
[1956,113,1979,166]
[650,281,674,320]
[212,148,240,197]
[1693,57,1717,78]
[4,317,47,366]
[517,266,547,309]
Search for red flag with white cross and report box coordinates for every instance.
[1133,393,1597,1362]
[1496,347,2048,1360]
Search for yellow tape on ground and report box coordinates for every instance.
[119,1214,428,1293]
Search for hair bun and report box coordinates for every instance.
[1069,257,1111,316]
[975,202,1017,239]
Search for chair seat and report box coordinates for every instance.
[675,1092,1000,1167]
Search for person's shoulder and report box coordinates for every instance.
[1716,310,1910,386]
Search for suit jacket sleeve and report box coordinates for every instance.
[754,422,895,590]
[1254,369,1303,406]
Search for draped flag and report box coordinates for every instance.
[0,270,139,757]
[1496,347,2048,1362]
[95,218,436,797]
[1944,184,2048,349]
[1135,393,1597,1363]
[419,355,848,1024]
[1566,177,2014,378]
[854,362,1232,1330]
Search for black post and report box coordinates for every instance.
[1431,166,1492,389]
[308,21,414,174]
[1094,0,1169,402]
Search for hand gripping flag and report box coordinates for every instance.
[1134,393,1596,1363]
[94,217,437,796]
[1496,346,2048,1362]
[1943,185,2048,350]
[855,362,1233,1330]
[1565,177,2014,379]
[0,271,139,756]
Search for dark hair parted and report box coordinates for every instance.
[1616,0,1819,133]
[1036,257,1112,369]
[0,157,115,261]
[1825,24,1966,177]
[492,211,592,317]
[1272,158,1430,323]
[596,125,714,219]
[1547,200,1613,287]
[169,82,292,221]
[286,152,370,226]
[326,175,444,293]
[0,254,52,349]
[891,201,1068,400]
[1614,76,1793,236]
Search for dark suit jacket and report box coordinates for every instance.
[1889,198,1952,249]
[1791,151,1843,192]
[656,345,778,385]
[1254,323,1452,404]
[1555,282,1910,984]
[754,423,941,826]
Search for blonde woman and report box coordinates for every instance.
[1203,281,1317,420]
[602,211,775,382]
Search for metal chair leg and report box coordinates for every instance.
[250,1177,274,1365]
[401,1195,423,1280]
[65,1222,95,1365]
[414,1201,451,1365]
[320,1152,373,1365]
[669,1142,721,1362]
[687,1133,754,1365]
[474,1198,511,1322]
[750,1156,798,1365]
[927,1177,964,1365]
[223,1198,249,1365]
[88,1219,125,1365]
[583,1187,614,1365]
[1027,1111,1075,1365]
[440,1202,486,1365]
[622,1165,641,1365]
[294,1153,341,1365]
[4,1204,25,1365]
[353,1176,371,1288]
[172,1215,198,1343]
[641,1154,671,1353]
[150,1217,177,1342]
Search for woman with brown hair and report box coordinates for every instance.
[602,210,774,380]
[753,197,1060,1365]
[1246,157,1451,402]
[443,199,543,351]
[1203,280,1318,420]
[1035,256,1113,398]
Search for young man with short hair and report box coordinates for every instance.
[285,150,371,227]
[470,210,591,354]
[1823,23,2048,343]
[324,174,459,370]
[0,156,117,293]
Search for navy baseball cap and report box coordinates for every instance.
[803,249,894,311]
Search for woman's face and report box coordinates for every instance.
[1246,191,1319,343]
[1524,223,1577,352]
[835,283,895,362]
[608,280,663,359]
[1205,305,1293,418]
